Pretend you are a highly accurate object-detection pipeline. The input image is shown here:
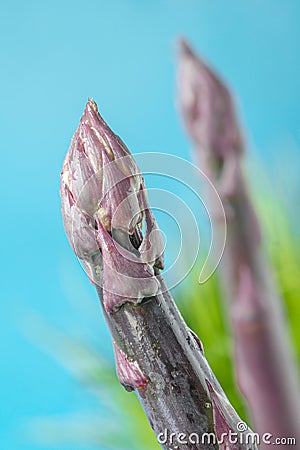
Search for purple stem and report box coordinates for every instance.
[177,38,300,449]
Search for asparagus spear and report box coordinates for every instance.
[60,99,258,449]
[177,38,300,449]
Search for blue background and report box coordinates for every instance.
[1,1,300,449]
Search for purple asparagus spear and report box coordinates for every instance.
[177,38,300,449]
[60,99,258,449]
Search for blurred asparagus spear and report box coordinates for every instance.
[60,99,257,449]
[177,38,300,448]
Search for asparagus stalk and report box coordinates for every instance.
[177,39,300,448]
[60,99,258,449]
